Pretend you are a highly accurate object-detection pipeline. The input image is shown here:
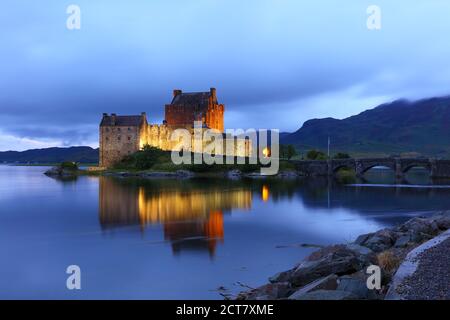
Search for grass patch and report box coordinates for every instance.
[335,167,356,184]
[377,250,402,273]
[113,146,263,173]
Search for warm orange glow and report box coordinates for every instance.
[204,210,224,240]
[262,185,270,202]
[262,147,270,158]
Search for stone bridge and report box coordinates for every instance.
[290,158,450,178]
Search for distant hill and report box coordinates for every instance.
[281,96,450,158]
[0,146,99,164]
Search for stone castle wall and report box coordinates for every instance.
[100,122,252,167]
[164,105,224,132]
[99,125,142,167]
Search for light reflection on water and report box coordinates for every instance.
[0,165,449,299]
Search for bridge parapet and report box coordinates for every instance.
[289,158,450,178]
[432,160,450,178]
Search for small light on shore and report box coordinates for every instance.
[262,147,270,158]
[262,185,270,202]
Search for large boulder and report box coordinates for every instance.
[398,217,439,235]
[269,270,294,283]
[288,274,338,299]
[393,233,413,248]
[290,289,358,300]
[397,217,440,243]
[289,245,365,287]
[355,229,398,252]
[336,272,379,300]
[236,282,293,300]
[432,212,450,230]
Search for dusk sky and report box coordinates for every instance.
[2,1,450,150]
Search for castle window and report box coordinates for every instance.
[105,137,109,141]
[128,136,131,141]
[128,127,131,131]
[118,136,121,141]
[118,128,121,131]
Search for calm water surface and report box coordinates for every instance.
[1,165,449,299]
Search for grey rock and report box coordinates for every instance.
[337,275,377,299]
[277,171,299,178]
[290,246,361,286]
[394,234,412,248]
[358,229,398,252]
[399,218,439,237]
[176,170,194,178]
[345,243,374,256]
[269,270,293,283]
[288,274,338,299]
[289,289,358,300]
[227,170,242,179]
[237,282,292,300]
[432,213,450,230]
[354,233,373,246]
[44,167,77,178]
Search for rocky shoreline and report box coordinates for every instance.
[85,168,300,179]
[235,211,450,300]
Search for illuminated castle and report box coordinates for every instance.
[99,88,250,167]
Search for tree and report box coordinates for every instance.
[333,152,351,159]
[306,150,327,160]
[279,144,298,159]
[287,145,297,160]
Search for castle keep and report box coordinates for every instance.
[99,88,250,167]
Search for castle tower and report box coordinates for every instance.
[99,113,147,167]
[164,88,224,132]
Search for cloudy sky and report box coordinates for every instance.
[1,0,450,151]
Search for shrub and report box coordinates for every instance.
[377,250,401,273]
[280,144,298,160]
[60,162,78,171]
[333,152,351,159]
[306,149,327,160]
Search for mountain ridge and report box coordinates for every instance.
[0,146,99,164]
[281,96,450,158]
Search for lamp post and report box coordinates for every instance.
[327,136,330,159]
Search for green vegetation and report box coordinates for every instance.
[279,144,298,160]
[333,152,351,159]
[335,167,356,184]
[306,149,327,160]
[60,161,79,171]
[114,145,262,173]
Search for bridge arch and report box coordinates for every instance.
[332,164,355,173]
[401,163,431,174]
[330,159,356,174]
[399,159,432,174]
[355,159,397,176]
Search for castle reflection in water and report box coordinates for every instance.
[98,177,254,257]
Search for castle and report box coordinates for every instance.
[99,88,250,167]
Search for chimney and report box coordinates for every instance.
[141,112,146,117]
[111,113,117,125]
[210,87,217,100]
[102,113,107,117]
[173,89,182,97]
